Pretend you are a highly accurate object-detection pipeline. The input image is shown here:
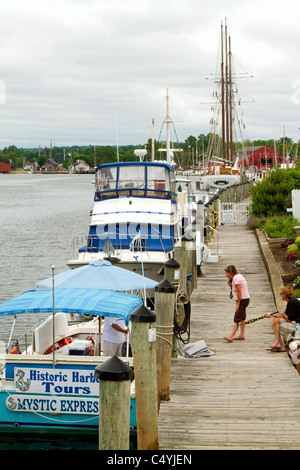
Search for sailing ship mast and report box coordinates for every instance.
[221,19,233,163]
[166,88,171,164]
[154,89,183,166]
[221,22,226,162]
[205,19,253,169]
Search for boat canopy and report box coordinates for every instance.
[94,162,176,201]
[35,260,158,291]
[0,288,143,325]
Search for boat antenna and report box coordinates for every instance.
[166,88,171,164]
[152,118,155,161]
[114,104,120,162]
[52,265,55,369]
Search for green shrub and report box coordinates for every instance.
[249,168,300,217]
[293,288,300,298]
[293,277,300,290]
[260,215,299,238]
[246,216,266,230]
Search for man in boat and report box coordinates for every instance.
[102,316,129,357]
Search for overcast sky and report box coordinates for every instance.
[0,0,299,149]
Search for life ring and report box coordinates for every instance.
[44,337,73,354]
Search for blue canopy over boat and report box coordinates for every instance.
[0,288,143,325]
[35,260,157,291]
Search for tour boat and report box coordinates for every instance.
[0,287,143,437]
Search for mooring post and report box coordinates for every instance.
[196,199,205,276]
[164,258,180,359]
[130,305,159,450]
[164,257,180,285]
[94,356,132,450]
[174,240,188,295]
[186,232,197,291]
[155,279,176,401]
[181,233,195,297]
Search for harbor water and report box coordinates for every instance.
[0,173,98,450]
[0,173,94,338]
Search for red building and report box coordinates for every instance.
[0,162,11,173]
[233,146,282,170]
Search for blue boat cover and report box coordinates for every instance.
[36,260,158,291]
[0,288,143,325]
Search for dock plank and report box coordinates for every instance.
[158,225,300,450]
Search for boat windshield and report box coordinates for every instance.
[96,166,117,197]
[147,165,170,192]
[118,165,145,195]
[95,164,174,200]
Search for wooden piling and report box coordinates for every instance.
[94,356,132,450]
[164,257,180,285]
[164,258,180,359]
[174,240,188,294]
[130,305,159,450]
[155,279,176,401]
[181,233,196,296]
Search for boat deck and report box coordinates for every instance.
[158,224,300,450]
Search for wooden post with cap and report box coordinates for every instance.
[164,258,180,358]
[164,257,180,286]
[94,356,132,450]
[174,240,188,295]
[182,232,197,294]
[130,305,159,450]
[155,279,176,401]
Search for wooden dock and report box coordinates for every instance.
[158,224,300,450]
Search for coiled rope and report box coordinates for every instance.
[173,286,191,345]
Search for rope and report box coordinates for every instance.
[173,286,191,345]
[156,325,174,347]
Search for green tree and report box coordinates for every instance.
[95,146,116,166]
[249,168,300,217]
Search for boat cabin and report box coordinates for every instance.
[94,161,176,202]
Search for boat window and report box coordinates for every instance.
[118,165,145,191]
[170,171,176,194]
[96,166,117,192]
[95,164,175,200]
[147,166,170,192]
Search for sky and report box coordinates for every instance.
[0,0,299,149]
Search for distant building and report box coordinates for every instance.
[233,146,282,170]
[0,162,11,173]
[41,158,59,172]
[70,159,91,174]
[24,161,40,172]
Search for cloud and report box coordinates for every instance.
[0,0,299,148]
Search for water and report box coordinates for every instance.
[0,173,94,341]
[0,173,97,450]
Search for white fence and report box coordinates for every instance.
[218,202,250,225]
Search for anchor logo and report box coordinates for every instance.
[15,369,31,392]
[6,396,18,411]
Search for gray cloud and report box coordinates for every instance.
[0,0,299,149]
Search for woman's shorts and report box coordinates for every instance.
[234,298,250,324]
